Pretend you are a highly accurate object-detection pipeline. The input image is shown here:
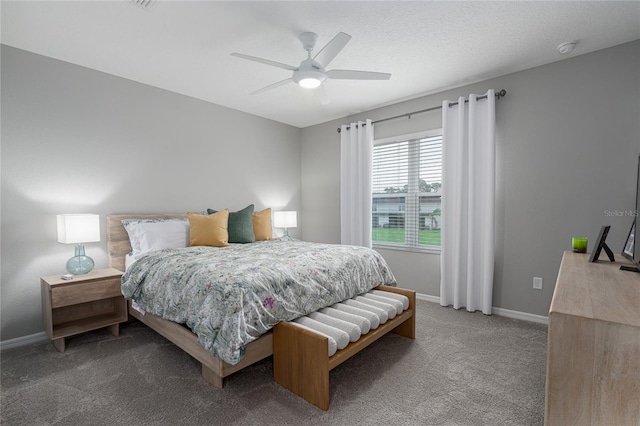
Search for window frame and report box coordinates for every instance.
[372,129,443,254]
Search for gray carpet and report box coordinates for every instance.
[1,300,547,426]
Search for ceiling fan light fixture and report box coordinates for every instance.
[293,69,326,89]
[299,78,322,89]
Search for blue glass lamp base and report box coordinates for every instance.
[65,244,94,275]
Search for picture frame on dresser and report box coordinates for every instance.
[622,219,635,260]
[619,219,640,272]
[588,225,615,263]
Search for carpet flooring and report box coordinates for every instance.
[1,300,547,426]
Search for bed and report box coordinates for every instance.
[106,213,414,395]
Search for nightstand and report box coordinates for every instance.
[41,268,127,352]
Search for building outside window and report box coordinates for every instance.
[372,129,442,251]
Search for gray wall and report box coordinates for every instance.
[301,41,640,317]
[1,46,301,341]
[3,40,638,341]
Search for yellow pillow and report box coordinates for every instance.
[252,208,272,241]
[188,210,229,247]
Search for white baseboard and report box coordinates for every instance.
[416,292,549,325]
[416,293,440,304]
[0,332,48,351]
[492,307,548,325]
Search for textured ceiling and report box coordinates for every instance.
[2,1,639,128]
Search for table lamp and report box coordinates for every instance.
[57,214,100,275]
[273,211,297,237]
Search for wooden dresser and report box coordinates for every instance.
[545,251,640,425]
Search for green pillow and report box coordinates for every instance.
[207,204,255,243]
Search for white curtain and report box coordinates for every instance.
[340,119,373,248]
[440,90,496,314]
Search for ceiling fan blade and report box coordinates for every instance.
[250,78,293,95]
[313,32,351,68]
[326,69,391,80]
[312,84,330,105]
[231,53,297,71]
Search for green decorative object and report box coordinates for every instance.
[572,237,588,253]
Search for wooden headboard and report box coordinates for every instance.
[106,214,187,272]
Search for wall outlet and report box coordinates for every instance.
[533,277,543,290]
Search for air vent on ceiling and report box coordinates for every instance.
[131,0,154,10]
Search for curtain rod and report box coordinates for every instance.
[337,89,506,133]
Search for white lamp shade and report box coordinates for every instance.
[273,211,297,228]
[57,214,101,244]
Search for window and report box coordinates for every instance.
[372,130,442,251]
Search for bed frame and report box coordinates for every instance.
[107,214,272,388]
[107,214,416,400]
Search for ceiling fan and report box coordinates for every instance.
[231,32,391,104]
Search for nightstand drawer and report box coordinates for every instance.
[51,278,122,308]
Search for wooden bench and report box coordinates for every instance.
[273,285,416,410]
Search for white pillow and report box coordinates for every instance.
[121,218,189,258]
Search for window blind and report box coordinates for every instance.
[372,133,442,249]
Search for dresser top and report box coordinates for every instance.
[550,251,640,327]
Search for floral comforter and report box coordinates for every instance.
[121,239,396,365]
